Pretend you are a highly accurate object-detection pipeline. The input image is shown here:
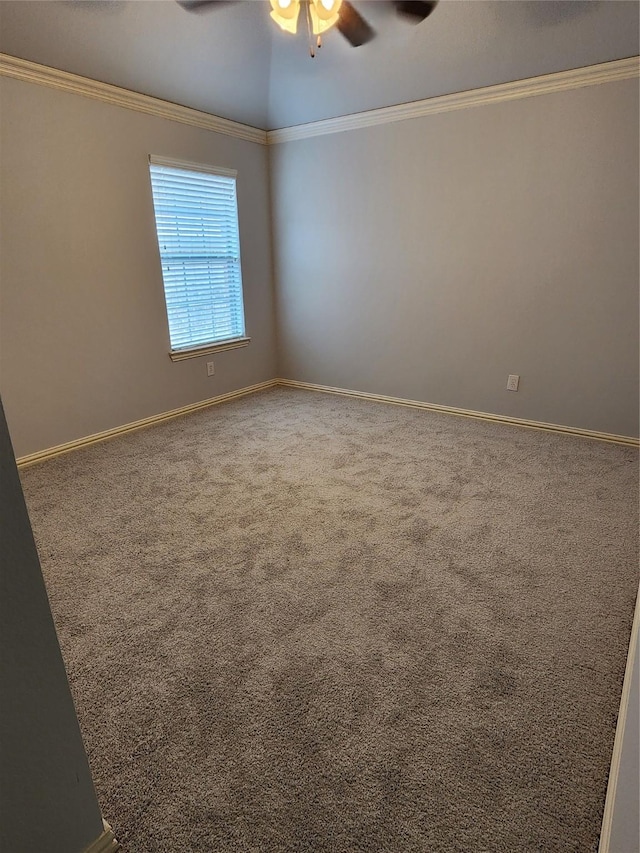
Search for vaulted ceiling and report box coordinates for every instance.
[0,0,638,130]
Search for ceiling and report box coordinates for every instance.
[0,0,638,130]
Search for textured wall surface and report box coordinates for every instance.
[0,78,276,458]
[271,78,640,437]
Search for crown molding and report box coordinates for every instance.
[2,52,637,148]
[0,54,267,145]
[267,56,640,144]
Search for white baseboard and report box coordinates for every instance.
[16,375,638,469]
[83,820,119,853]
[276,379,640,447]
[16,379,278,468]
[598,585,640,853]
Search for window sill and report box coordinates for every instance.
[169,337,251,362]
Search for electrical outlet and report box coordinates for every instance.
[206,361,215,377]
[507,374,520,392]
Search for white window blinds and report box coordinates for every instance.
[149,157,246,352]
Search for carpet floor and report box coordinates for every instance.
[19,387,638,852]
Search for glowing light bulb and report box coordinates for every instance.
[309,0,342,35]
[270,0,300,33]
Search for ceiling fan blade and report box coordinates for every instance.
[176,0,236,13]
[392,1,438,23]
[336,1,375,47]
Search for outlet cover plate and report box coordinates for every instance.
[507,374,520,392]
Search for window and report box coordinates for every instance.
[149,156,248,361]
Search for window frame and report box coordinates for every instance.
[148,154,250,362]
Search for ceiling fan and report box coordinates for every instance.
[177,1,438,55]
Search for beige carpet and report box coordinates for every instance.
[20,387,638,852]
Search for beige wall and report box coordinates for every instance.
[0,78,276,458]
[1,75,638,454]
[270,79,640,438]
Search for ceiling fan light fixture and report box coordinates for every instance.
[270,0,301,34]
[309,0,342,35]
